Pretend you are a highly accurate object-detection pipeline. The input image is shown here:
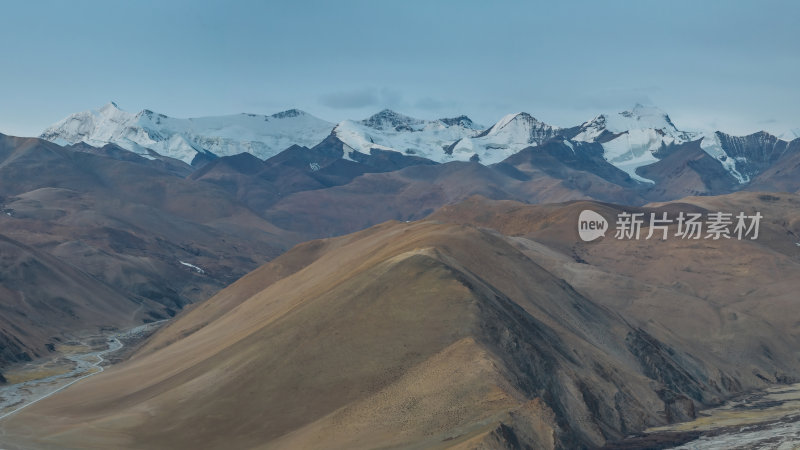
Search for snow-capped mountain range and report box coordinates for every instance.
[331,109,483,162]
[448,112,561,164]
[569,104,699,183]
[40,102,334,164]
[40,102,798,187]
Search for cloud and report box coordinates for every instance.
[319,87,404,110]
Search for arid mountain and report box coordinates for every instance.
[223,139,644,238]
[635,140,741,199]
[2,130,639,372]
[3,191,799,449]
[0,134,297,368]
[57,123,800,251]
[0,134,292,300]
[261,157,643,239]
[745,138,800,193]
[2,123,799,374]
[494,139,644,203]
[190,134,437,214]
[0,232,158,378]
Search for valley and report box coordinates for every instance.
[608,383,800,449]
[0,192,798,448]
[3,2,799,447]
[0,320,167,423]
[0,102,798,449]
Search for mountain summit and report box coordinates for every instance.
[570,104,699,183]
[41,104,334,164]
[39,103,798,189]
[331,110,483,162]
[448,112,561,163]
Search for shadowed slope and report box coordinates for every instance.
[0,232,156,375]
[0,134,298,367]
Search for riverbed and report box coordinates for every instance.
[0,321,167,421]
[607,383,800,449]
[664,383,800,449]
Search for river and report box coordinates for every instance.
[0,321,166,422]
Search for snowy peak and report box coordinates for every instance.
[270,108,306,119]
[336,110,559,165]
[331,109,483,162]
[438,115,478,129]
[361,109,424,131]
[575,104,694,142]
[445,112,560,164]
[573,114,607,141]
[40,102,795,190]
[41,101,135,145]
[41,104,335,164]
[570,104,699,184]
[571,105,797,186]
[619,104,678,130]
[484,112,555,137]
[358,110,480,133]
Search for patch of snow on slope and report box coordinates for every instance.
[179,261,205,274]
[600,132,659,184]
[700,133,749,184]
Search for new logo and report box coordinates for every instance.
[578,210,608,242]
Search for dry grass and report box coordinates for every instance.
[4,364,74,384]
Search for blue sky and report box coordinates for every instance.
[1,0,798,137]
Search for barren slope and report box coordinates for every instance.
[0,233,157,376]
[0,134,298,368]
[4,192,800,448]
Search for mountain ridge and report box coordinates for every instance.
[38,103,799,191]
[40,103,335,164]
[3,192,800,448]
